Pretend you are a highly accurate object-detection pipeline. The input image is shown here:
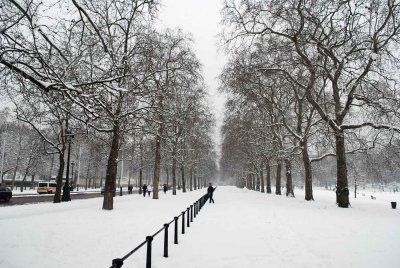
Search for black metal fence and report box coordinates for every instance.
[110,193,210,268]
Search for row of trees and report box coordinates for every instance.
[218,0,400,207]
[0,109,215,193]
[0,0,217,210]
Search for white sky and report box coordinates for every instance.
[156,0,227,159]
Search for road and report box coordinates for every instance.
[0,190,136,207]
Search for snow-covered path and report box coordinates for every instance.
[1,186,399,268]
[157,187,400,268]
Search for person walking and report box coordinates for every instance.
[128,185,133,194]
[163,184,167,194]
[147,184,152,197]
[207,182,216,203]
[142,184,147,197]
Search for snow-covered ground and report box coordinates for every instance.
[1,186,399,268]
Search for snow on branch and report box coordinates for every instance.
[341,123,400,132]
[256,67,307,90]
[71,0,110,56]
[0,59,53,92]
[310,153,336,163]
[8,0,69,62]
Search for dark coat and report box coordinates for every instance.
[207,186,215,194]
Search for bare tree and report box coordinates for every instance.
[144,29,204,198]
[221,0,400,207]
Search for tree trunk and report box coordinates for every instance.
[102,120,120,210]
[153,126,162,199]
[118,152,123,188]
[189,166,193,191]
[21,162,30,192]
[194,169,197,190]
[301,138,314,200]
[49,154,55,180]
[275,160,282,195]
[172,146,177,195]
[153,91,165,199]
[139,143,143,195]
[30,174,35,189]
[335,131,350,208]
[181,164,186,192]
[285,159,295,197]
[54,152,65,203]
[86,160,91,190]
[266,163,271,194]
[260,163,265,193]
[354,178,357,198]
[85,150,92,190]
[100,170,104,188]
[249,174,252,189]
[165,167,169,188]
[256,173,260,191]
[128,160,132,187]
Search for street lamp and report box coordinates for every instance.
[0,124,8,186]
[71,161,75,191]
[62,122,74,202]
[0,135,5,186]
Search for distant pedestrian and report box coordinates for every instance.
[163,184,167,194]
[147,185,152,197]
[128,185,133,194]
[207,182,216,203]
[142,184,147,197]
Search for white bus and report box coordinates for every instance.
[37,182,57,194]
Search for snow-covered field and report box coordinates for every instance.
[1,186,399,268]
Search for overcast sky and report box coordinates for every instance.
[156,0,227,158]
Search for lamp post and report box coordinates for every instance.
[0,124,7,186]
[62,122,74,202]
[0,136,5,186]
[71,161,75,191]
[77,145,81,191]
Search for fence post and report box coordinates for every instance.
[109,194,214,267]
[112,258,123,268]
[187,207,190,227]
[146,236,153,268]
[174,216,178,244]
[181,211,185,234]
[164,224,169,258]
[198,198,201,212]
